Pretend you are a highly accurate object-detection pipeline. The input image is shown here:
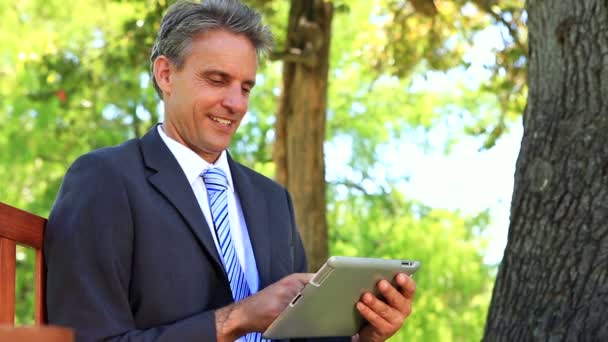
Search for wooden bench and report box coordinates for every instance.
[0,202,73,341]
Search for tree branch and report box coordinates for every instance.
[329,179,370,195]
[475,1,527,54]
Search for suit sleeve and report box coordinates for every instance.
[45,154,217,342]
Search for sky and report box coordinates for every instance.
[326,24,524,265]
[395,121,522,264]
[398,26,523,264]
[325,119,523,265]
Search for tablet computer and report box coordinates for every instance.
[262,256,421,339]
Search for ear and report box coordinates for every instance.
[153,55,174,97]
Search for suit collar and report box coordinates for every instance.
[157,125,236,193]
[227,154,273,289]
[140,125,273,289]
[139,125,224,273]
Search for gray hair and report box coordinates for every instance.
[150,0,274,97]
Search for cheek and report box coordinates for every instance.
[199,86,225,103]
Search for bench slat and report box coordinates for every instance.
[0,203,45,249]
[0,238,16,324]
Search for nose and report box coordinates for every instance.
[222,85,248,114]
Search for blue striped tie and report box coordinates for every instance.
[202,168,269,342]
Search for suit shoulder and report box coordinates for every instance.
[70,138,141,171]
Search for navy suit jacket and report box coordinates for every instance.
[45,126,348,342]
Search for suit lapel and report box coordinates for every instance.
[228,154,273,289]
[139,126,224,273]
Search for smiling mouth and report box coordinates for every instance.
[210,115,232,126]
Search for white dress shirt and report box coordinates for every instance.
[157,125,260,299]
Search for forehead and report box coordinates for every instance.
[182,30,258,77]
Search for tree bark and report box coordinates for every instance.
[274,0,333,271]
[483,0,608,340]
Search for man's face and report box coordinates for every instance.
[160,29,258,163]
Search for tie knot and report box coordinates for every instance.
[202,168,229,192]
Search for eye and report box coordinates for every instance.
[204,74,225,85]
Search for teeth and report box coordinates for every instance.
[211,116,231,126]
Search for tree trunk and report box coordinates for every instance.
[483,1,608,340]
[274,0,333,272]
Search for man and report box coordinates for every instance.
[44,1,416,341]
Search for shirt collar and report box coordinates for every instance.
[157,125,234,193]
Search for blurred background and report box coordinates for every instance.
[0,0,526,340]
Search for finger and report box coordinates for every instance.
[356,300,394,336]
[272,273,314,302]
[285,273,314,286]
[376,279,407,314]
[395,273,416,298]
[297,273,315,283]
[360,292,403,326]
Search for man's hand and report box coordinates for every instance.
[354,273,416,342]
[215,273,313,341]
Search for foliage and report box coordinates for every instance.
[328,188,494,341]
[0,0,148,214]
[326,0,526,175]
[1,0,523,338]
